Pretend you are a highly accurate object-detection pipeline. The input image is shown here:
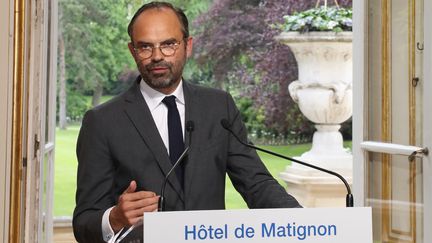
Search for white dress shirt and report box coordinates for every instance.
[139,79,186,152]
[101,79,185,242]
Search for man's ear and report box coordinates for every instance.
[128,42,136,59]
[185,37,193,58]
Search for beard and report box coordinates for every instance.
[137,58,186,90]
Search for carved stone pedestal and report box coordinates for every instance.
[276,31,354,208]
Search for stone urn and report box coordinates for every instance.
[276,31,353,207]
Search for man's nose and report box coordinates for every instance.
[151,47,164,61]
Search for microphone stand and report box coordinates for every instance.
[221,119,354,207]
[159,120,194,211]
[158,147,190,211]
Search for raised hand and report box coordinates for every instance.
[109,180,159,232]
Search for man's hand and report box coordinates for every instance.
[109,180,159,233]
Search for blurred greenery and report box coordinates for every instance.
[54,126,355,216]
[278,6,353,33]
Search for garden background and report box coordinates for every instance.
[55,0,352,217]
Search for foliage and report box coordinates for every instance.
[235,97,266,138]
[194,0,352,143]
[59,0,137,111]
[278,6,352,33]
[65,89,91,122]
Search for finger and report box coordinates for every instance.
[120,213,143,227]
[119,195,159,211]
[121,190,157,201]
[127,215,144,226]
[123,180,137,194]
[135,191,157,199]
[141,202,159,212]
[135,196,160,208]
[125,203,159,219]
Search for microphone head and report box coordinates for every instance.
[220,119,231,129]
[186,120,194,132]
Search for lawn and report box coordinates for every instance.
[54,126,81,216]
[54,125,349,216]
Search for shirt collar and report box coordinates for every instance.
[139,79,185,112]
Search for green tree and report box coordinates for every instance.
[58,0,136,128]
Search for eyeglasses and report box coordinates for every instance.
[133,40,183,59]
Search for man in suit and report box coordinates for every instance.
[73,1,301,242]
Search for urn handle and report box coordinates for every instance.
[288,81,352,104]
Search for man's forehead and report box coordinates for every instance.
[132,8,182,34]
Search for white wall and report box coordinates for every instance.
[0,0,13,242]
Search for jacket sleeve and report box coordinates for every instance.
[73,109,117,243]
[224,93,302,209]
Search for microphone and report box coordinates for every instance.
[186,120,194,145]
[158,120,195,211]
[220,119,354,207]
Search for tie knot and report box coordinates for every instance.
[162,95,177,108]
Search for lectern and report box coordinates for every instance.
[137,207,372,243]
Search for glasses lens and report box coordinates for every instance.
[160,46,175,56]
[140,50,152,59]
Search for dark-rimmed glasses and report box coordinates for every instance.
[133,40,183,59]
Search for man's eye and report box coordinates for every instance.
[162,42,176,47]
[137,45,152,50]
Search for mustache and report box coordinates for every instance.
[145,61,172,70]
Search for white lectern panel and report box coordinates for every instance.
[143,207,372,242]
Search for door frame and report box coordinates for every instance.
[0,0,14,241]
[7,0,57,241]
[422,0,432,241]
[352,0,367,208]
[353,0,432,241]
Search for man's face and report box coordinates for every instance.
[128,8,193,94]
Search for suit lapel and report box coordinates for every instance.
[183,82,201,204]
[123,79,184,202]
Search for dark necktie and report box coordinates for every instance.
[162,95,184,185]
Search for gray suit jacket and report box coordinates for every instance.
[73,79,301,242]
